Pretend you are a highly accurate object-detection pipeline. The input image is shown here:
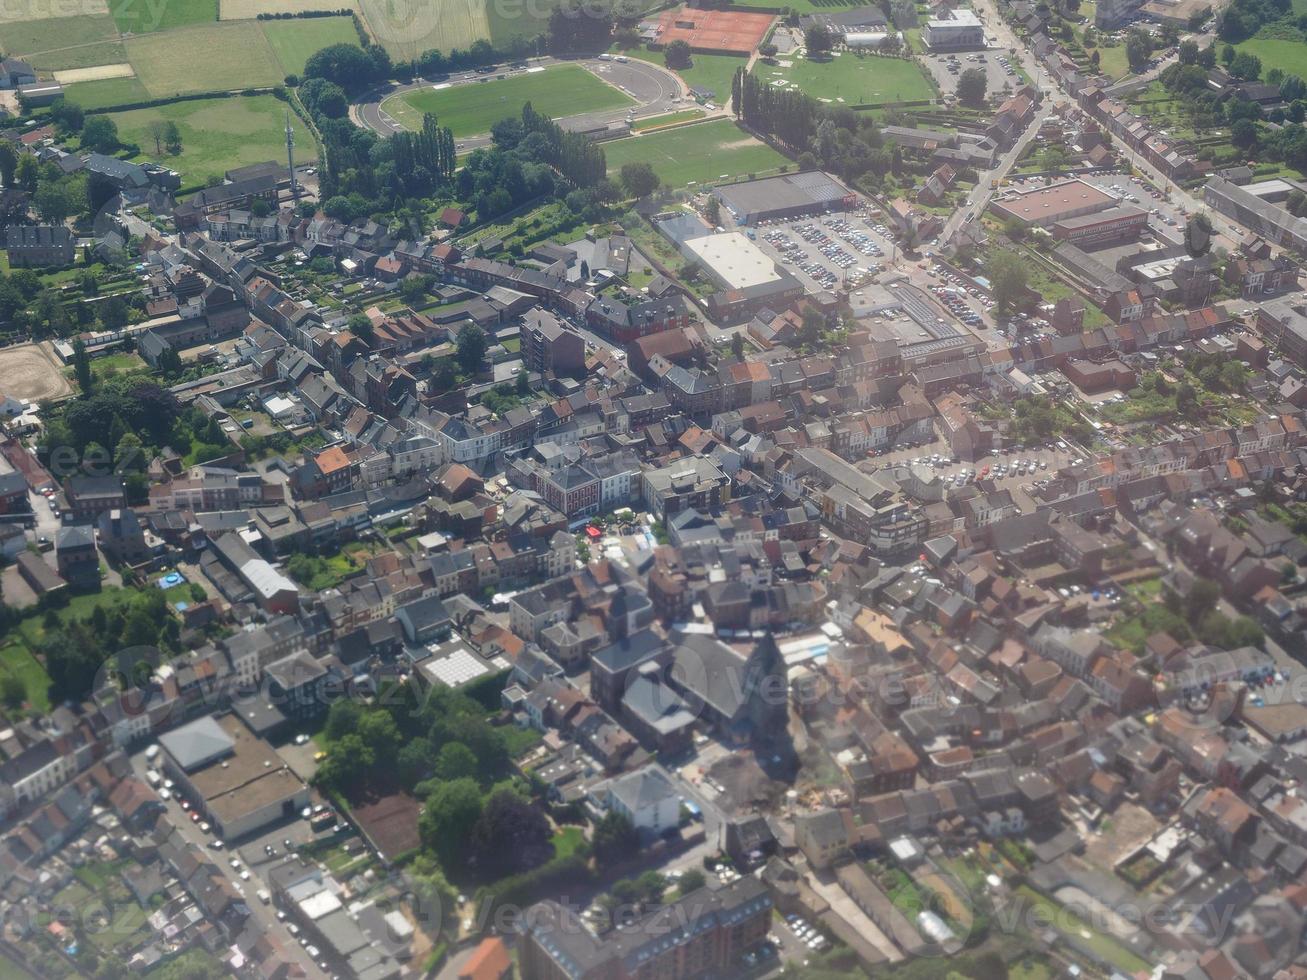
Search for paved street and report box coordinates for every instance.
[125,748,329,980]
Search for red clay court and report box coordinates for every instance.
[647,6,775,56]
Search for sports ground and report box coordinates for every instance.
[754,52,935,106]
[384,64,633,137]
[603,118,789,187]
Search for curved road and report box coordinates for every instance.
[353,55,686,151]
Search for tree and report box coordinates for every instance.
[72,338,93,395]
[620,161,660,199]
[1176,380,1199,417]
[148,120,168,155]
[468,789,553,877]
[678,868,707,893]
[99,295,129,330]
[664,39,692,69]
[163,121,182,154]
[1231,116,1258,150]
[435,741,478,781]
[418,777,484,870]
[731,332,745,360]
[957,67,987,107]
[1178,39,1199,65]
[81,115,119,153]
[1198,43,1217,68]
[347,312,375,346]
[0,141,16,187]
[456,323,488,374]
[0,675,25,711]
[593,811,639,867]
[705,195,720,226]
[1229,50,1261,81]
[805,24,833,55]
[34,181,80,224]
[1125,29,1152,74]
[986,249,1028,316]
[1184,212,1214,257]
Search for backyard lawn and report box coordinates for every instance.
[1014,886,1151,974]
[604,118,789,188]
[0,639,51,713]
[386,64,632,137]
[753,52,935,106]
[107,94,316,188]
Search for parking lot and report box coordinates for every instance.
[920,48,1018,98]
[754,210,899,293]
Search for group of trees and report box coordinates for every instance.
[1217,0,1292,42]
[41,588,183,704]
[456,102,609,221]
[315,681,554,881]
[957,67,987,107]
[733,69,893,185]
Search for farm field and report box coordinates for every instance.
[261,15,360,75]
[358,0,488,60]
[0,13,124,71]
[221,0,359,15]
[125,20,284,96]
[108,94,315,186]
[485,0,558,43]
[64,75,151,109]
[604,118,789,187]
[111,0,218,34]
[387,64,632,136]
[754,51,934,105]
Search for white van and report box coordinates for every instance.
[145,770,162,788]
[257,889,271,905]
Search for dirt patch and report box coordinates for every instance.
[348,785,422,860]
[53,62,133,83]
[0,342,74,402]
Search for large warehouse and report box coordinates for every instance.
[160,713,310,840]
[714,171,857,226]
[989,178,1117,229]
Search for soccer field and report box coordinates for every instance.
[754,52,935,106]
[386,64,633,137]
[604,118,789,188]
[125,21,284,96]
[107,94,315,187]
[261,15,361,76]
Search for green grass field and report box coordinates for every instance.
[64,75,151,109]
[112,0,218,34]
[624,48,744,104]
[260,15,360,76]
[107,94,315,186]
[0,13,124,70]
[633,108,705,131]
[0,639,51,713]
[1235,37,1307,78]
[754,52,934,105]
[604,118,789,187]
[125,20,284,96]
[387,64,632,136]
